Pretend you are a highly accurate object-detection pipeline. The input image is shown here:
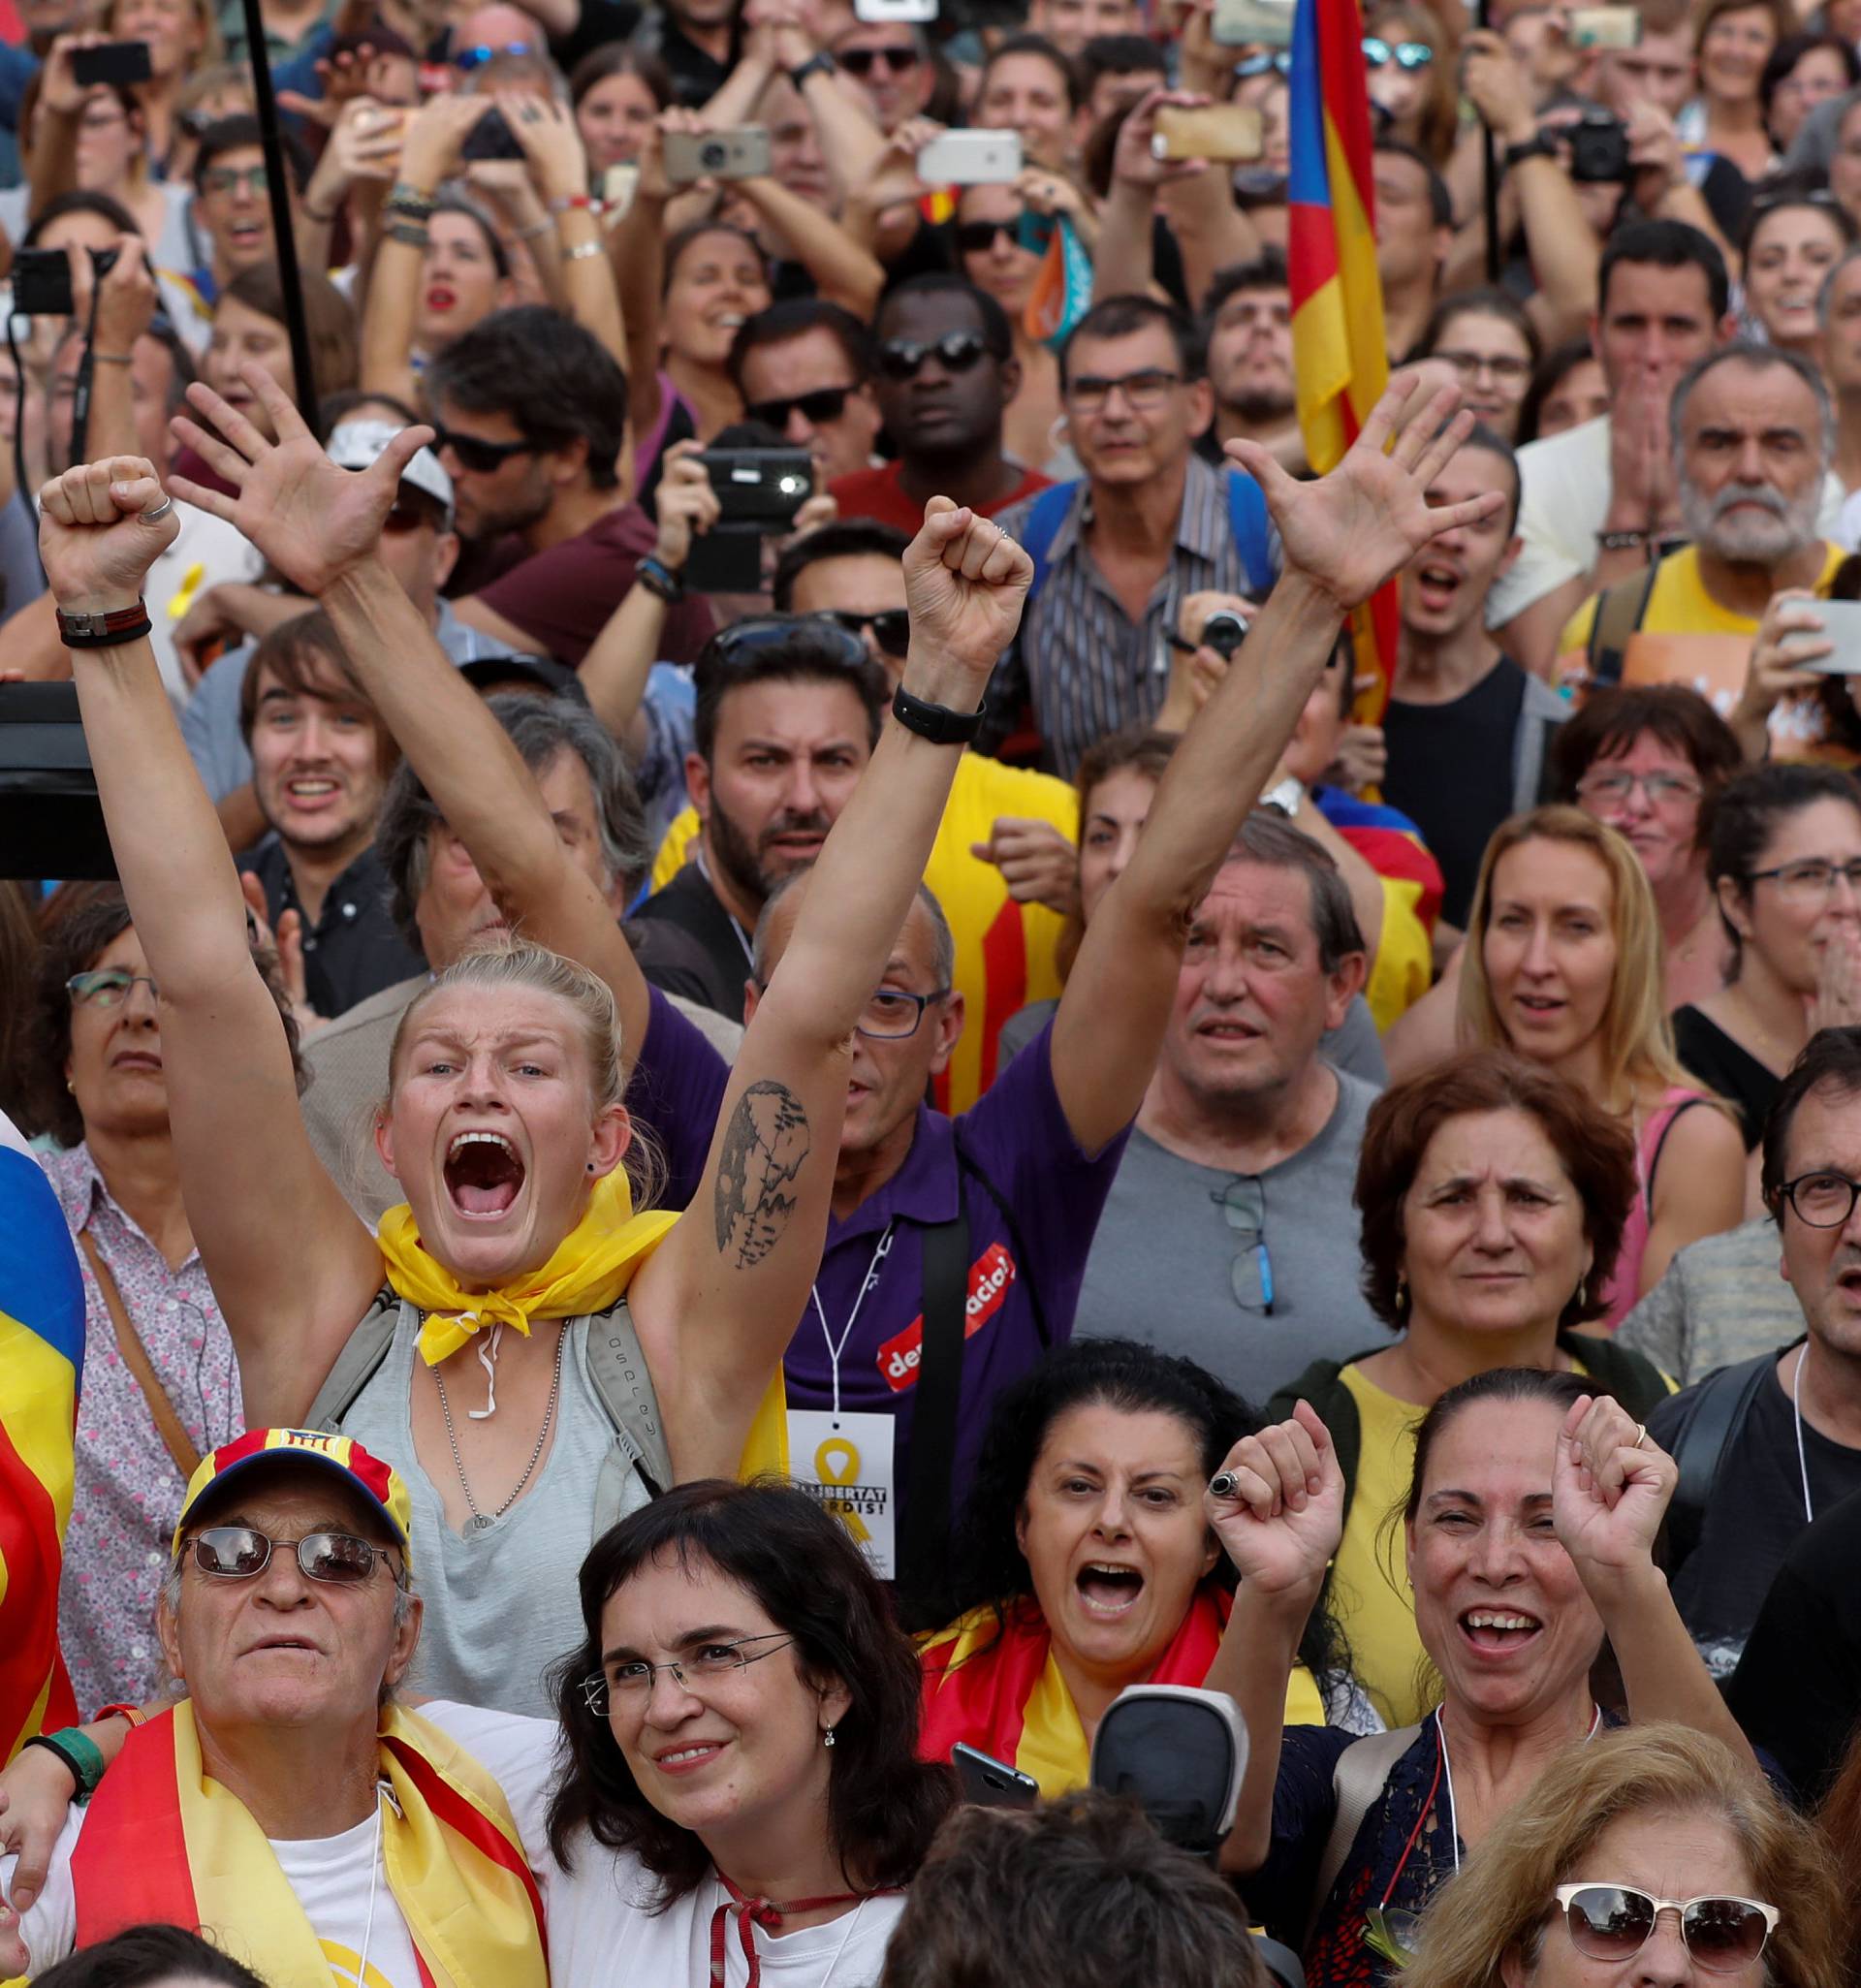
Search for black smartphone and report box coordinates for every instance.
[460,105,527,162]
[72,40,153,87]
[697,446,812,529]
[951,1743,1041,1810]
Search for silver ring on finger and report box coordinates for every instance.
[1209,1470,1239,1499]
[140,495,173,524]
[1632,1422,1647,1450]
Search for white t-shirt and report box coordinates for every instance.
[1,1702,902,1987]
[1489,413,1848,627]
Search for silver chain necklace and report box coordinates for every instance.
[434,1327,565,1532]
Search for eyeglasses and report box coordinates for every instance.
[582,1631,796,1712]
[1778,1170,1861,1228]
[1213,1176,1276,1315]
[383,495,443,535]
[857,985,951,1039]
[68,968,160,1008]
[955,216,1026,256]
[745,385,854,431]
[432,426,537,473]
[202,164,268,199]
[1747,855,1861,903]
[1435,347,1533,385]
[1574,769,1703,809]
[189,1524,401,1586]
[709,614,870,674]
[1363,36,1433,67]
[877,331,991,381]
[836,45,919,75]
[820,606,909,658]
[1552,1885,1778,1973]
[1064,367,1183,413]
[1233,50,1292,76]
[454,40,532,68]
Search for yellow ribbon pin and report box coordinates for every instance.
[814,1437,870,1545]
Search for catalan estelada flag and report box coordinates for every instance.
[1288,0,1403,719]
[0,1121,85,1761]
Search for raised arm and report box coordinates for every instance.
[168,368,660,1077]
[1049,378,1505,1155]
[38,455,384,1429]
[630,502,1033,1480]
[1555,1394,1760,1773]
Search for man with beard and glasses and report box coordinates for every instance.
[1197,252,1304,477]
[632,615,888,1022]
[1557,343,1846,736]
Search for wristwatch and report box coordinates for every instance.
[1501,132,1558,171]
[892,684,983,745]
[1262,776,1305,818]
[788,50,836,89]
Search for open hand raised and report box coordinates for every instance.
[1226,375,1505,613]
[168,368,433,598]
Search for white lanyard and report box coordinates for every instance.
[694,847,757,970]
[808,1225,896,1422]
[1793,1341,1815,1526]
[1435,1702,1600,1874]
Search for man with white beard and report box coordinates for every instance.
[1555,344,1845,732]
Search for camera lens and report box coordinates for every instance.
[1203,612,1247,660]
[699,141,727,170]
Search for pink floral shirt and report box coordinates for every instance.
[40,1144,244,1718]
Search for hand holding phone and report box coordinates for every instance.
[951,1744,1040,1809]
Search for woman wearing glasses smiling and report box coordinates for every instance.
[1402,1724,1840,1988]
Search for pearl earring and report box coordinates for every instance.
[823,1724,836,1750]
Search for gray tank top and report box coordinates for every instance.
[338,1309,651,1716]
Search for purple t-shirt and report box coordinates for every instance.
[631,985,730,1214]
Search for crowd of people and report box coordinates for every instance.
[8,0,1861,1979]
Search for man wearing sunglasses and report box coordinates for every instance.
[831,276,1051,538]
[731,299,883,484]
[829,20,932,133]
[0,1431,553,1983]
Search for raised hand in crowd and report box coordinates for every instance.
[1730,587,1832,761]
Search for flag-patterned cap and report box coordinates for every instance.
[173,1430,414,1563]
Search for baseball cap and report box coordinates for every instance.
[457,652,589,702]
[328,419,455,530]
[174,1429,414,1563]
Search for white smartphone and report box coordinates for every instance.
[1212,0,1295,47]
[917,129,1023,184]
[855,0,937,18]
[1789,598,1861,674]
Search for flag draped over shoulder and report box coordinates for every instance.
[1288,0,1403,718]
[0,1128,85,1759]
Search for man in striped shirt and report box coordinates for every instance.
[990,294,1278,779]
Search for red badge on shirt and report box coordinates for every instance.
[876,1244,1018,1392]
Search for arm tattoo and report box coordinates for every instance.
[713,1079,811,1268]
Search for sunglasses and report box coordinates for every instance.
[877,331,990,381]
[383,495,443,534]
[68,967,160,1009]
[745,385,853,430]
[432,426,537,473]
[836,45,919,75]
[956,216,1025,255]
[1234,50,1293,75]
[710,613,871,673]
[823,607,910,658]
[202,164,268,199]
[454,40,532,68]
[190,1524,400,1586]
[1553,1885,1778,1973]
[1363,36,1433,67]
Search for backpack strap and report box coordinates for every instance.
[1225,468,1276,596]
[304,1288,405,1431]
[584,1296,675,1511]
[1585,564,1659,688]
[1662,1347,1785,1572]
[1306,1725,1425,1945]
[899,1201,971,1588]
[1019,480,1081,604]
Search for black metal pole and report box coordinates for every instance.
[1478,0,1500,281]
[237,0,319,428]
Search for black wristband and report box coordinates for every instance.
[21,1732,102,1801]
[1501,133,1557,171]
[55,600,153,648]
[788,50,836,89]
[892,683,983,745]
[1596,530,1648,552]
[636,554,685,603]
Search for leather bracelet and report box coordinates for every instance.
[1501,132,1557,170]
[636,553,684,603]
[1596,529,1648,551]
[387,219,430,249]
[387,181,437,217]
[56,600,153,648]
[892,683,982,745]
[22,1729,107,1801]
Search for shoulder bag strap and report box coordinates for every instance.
[77,1226,202,1480]
[1305,1724,1425,1947]
[1585,565,1659,688]
[585,1300,675,1501]
[1664,1348,1782,1570]
[303,1288,403,1432]
[899,1205,971,1589]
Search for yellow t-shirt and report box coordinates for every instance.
[651,750,1078,1114]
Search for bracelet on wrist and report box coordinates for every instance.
[387,180,437,215]
[549,191,594,213]
[387,219,431,249]
[92,1702,146,1727]
[788,50,835,89]
[22,1729,108,1801]
[891,683,983,745]
[56,600,152,648]
[515,219,552,241]
[562,237,602,262]
[1595,529,1647,551]
[637,553,685,603]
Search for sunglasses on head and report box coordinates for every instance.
[1553,1886,1779,1973]
[823,607,910,658]
[877,331,991,381]
[190,1525,400,1586]
[745,385,853,430]
[1363,35,1433,66]
[709,613,871,673]
[836,45,919,75]
[432,426,537,473]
